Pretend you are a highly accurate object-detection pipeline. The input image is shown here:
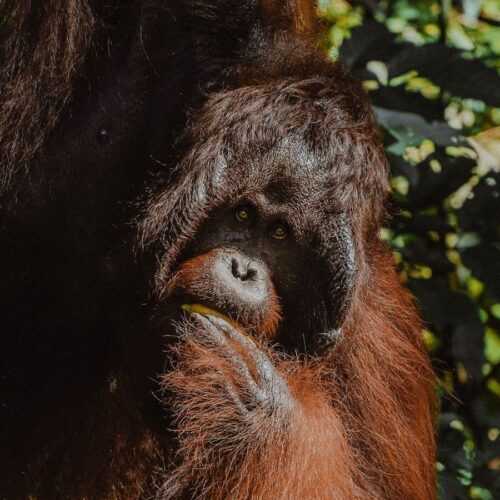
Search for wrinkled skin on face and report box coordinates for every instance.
[160,168,357,352]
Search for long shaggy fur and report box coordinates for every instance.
[158,319,358,499]
[153,248,436,498]
[335,245,437,498]
[0,0,96,190]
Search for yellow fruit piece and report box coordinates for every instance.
[181,303,252,341]
[181,303,232,323]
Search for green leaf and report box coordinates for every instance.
[485,328,500,365]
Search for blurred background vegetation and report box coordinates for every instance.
[318,1,499,498]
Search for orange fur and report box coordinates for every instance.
[160,241,437,499]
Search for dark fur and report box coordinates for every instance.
[0,1,436,498]
[0,0,95,190]
[0,1,274,496]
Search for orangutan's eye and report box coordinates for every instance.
[235,206,252,223]
[270,223,288,240]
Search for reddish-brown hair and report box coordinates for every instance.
[156,243,437,499]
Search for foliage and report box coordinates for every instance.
[319,0,500,498]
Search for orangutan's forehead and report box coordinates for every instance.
[260,169,330,206]
[223,137,331,183]
[266,136,320,171]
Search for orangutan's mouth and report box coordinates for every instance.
[174,288,271,340]
[181,303,230,322]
